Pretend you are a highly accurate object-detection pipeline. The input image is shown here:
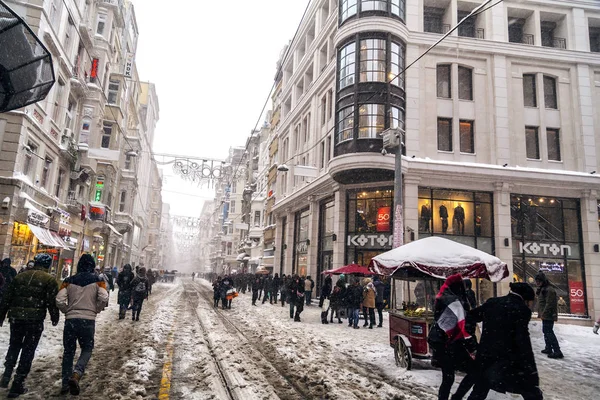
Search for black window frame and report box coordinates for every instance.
[358,104,385,139]
[437,64,451,99]
[437,117,453,152]
[525,126,540,160]
[523,74,537,107]
[459,120,474,154]
[338,42,356,90]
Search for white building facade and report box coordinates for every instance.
[269,0,600,321]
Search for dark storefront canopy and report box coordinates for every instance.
[0,0,55,112]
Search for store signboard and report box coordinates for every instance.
[89,204,105,221]
[518,242,573,257]
[27,208,49,227]
[568,281,586,314]
[377,207,391,232]
[347,234,393,249]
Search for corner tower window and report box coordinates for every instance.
[361,0,387,12]
[337,106,355,143]
[390,41,405,88]
[339,42,356,89]
[358,104,385,138]
[359,39,386,82]
[340,0,358,22]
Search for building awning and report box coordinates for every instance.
[49,231,70,250]
[106,223,122,237]
[0,1,55,112]
[236,253,249,261]
[27,224,63,248]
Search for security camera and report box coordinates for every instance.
[1,197,9,209]
[381,148,388,156]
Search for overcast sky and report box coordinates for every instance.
[133,0,310,217]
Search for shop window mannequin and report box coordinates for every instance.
[454,203,465,235]
[439,202,449,234]
[420,201,431,232]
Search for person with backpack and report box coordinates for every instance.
[56,254,109,395]
[130,268,150,321]
[0,254,59,398]
[329,283,344,324]
[117,264,135,319]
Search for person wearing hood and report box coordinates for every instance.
[0,258,16,289]
[534,271,562,359]
[319,275,332,308]
[56,254,109,395]
[0,253,59,398]
[465,283,542,400]
[428,274,476,400]
[373,275,385,327]
[116,264,135,319]
[130,268,150,321]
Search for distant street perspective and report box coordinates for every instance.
[0,0,600,399]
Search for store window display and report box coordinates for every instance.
[511,195,585,316]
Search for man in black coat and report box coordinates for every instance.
[251,276,261,306]
[466,282,542,400]
[319,275,332,308]
[288,275,305,322]
[271,273,280,304]
[346,280,363,329]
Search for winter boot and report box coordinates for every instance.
[68,372,81,395]
[59,383,70,395]
[548,351,564,359]
[541,348,551,354]
[0,373,11,388]
[7,377,27,398]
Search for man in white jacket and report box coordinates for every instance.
[56,254,108,395]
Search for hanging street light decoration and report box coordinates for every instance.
[0,1,55,112]
[154,153,225,187]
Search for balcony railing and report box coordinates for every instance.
[522,34,534,45]
[552,37,566,49]
[476,28,485,39]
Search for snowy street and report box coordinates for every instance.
[0,279,598,399]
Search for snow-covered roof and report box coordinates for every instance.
[370,236,509,282]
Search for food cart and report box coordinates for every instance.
[369,237,509,370]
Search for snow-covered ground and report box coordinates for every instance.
[0,279,597,399]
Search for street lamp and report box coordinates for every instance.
[381,127,405,248]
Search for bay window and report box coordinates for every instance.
[339,42,356,89]
[340,0,358,23]
[337,106,354,143]
[358,104,385,138]
[359,39,386,82]
[390,42,405,87]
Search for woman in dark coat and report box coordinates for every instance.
[319,275,332,307]
[429,274,476,400]
[466,283,542,400]
[116,264,135,319]
[329,283,344,323]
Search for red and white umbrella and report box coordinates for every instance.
[322,263,374,276]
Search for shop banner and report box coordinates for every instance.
[377,207,391,232]
[568,281,586,315]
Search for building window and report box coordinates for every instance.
[340,0,358,22]
[523,74,537,107]
[320,141,326,169]
[590,27,600,53]
[391,0,405,20]
[96,13,107,36]
[358,104,385,139]
[293,209,310,276]
[41,158,52,188]
[508,19,526,44]
[543,76,557,109]
[437,118,452,151]
[23,142,37,179]
[64,17,74,56]
[525,126,540,159]
[424,7,445,34]
[230,200,236,213]
[339,42,356,89]
[303,113,310,142]
[124,154,132,170]
[390,106,405,131]
[119,191,127,212]
[52,80,65,123]
[254,211,261,227]
[107,80,119,104]
[457,11,476,38]
[547,128,561,161]
[49,0,62,28]
[390,41,405,88]
[327,89,333,120]
[361,0,387,12]
[541,22,556,48]
[101,122,112,148]
[459,120,474,153]
[436,64,451,98]
[458,66,473,100]
[337,106,354,143]
[55,168,65,198]
[359,39,386,83]
[321,94,327,126]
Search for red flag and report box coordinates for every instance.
[81,205,86,221]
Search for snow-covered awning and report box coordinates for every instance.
[28,224,64,248]
[236,253,248,261]
[106,223,122,237]
[369,236,509,282]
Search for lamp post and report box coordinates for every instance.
[381,127,405,248]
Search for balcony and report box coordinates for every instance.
[424,3,450,34]
[540,13,567,49]
[329,152,394,185]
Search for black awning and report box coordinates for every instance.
[0,0,55,112]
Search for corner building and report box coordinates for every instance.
[270,0,600,321]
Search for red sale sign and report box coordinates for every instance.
[568,281,586,315]
[377,207,391,232]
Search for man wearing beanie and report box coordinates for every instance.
[56,254,109,395]
[534,271,562,359]
[465,282,542,400]
[0,253,59,398]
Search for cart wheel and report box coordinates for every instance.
[394,337,412,370]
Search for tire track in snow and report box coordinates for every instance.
[186,282,311,399]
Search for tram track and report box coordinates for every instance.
[183,282,310,399]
